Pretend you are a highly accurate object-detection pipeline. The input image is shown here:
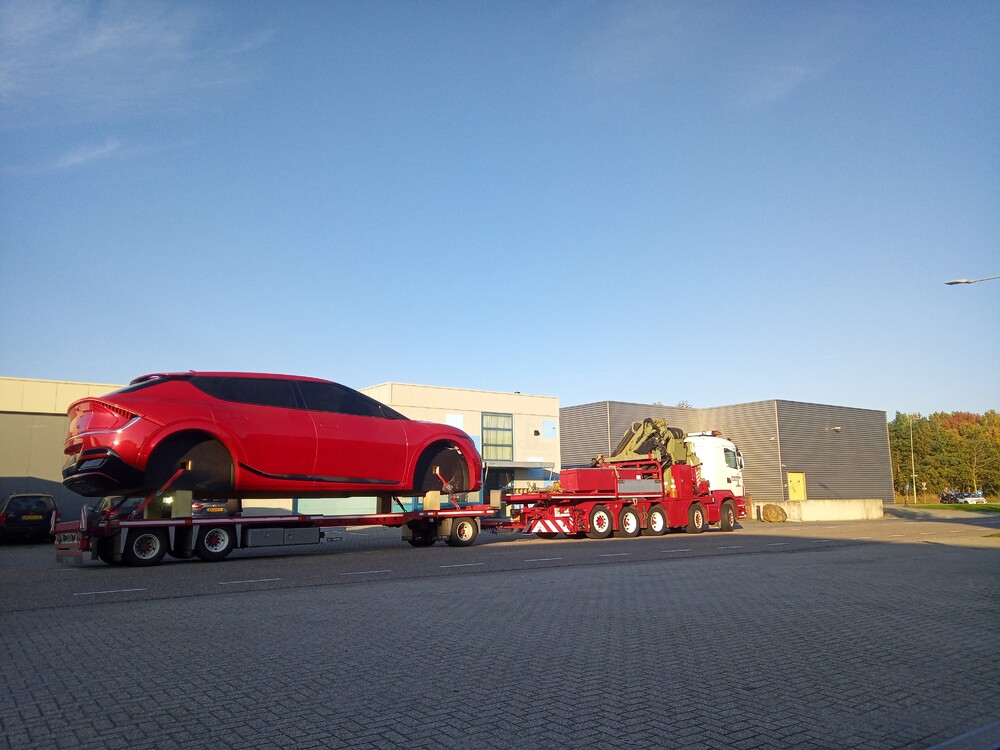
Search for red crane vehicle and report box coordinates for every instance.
[495,418,748,539]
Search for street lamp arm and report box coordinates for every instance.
[945,275,1000,285]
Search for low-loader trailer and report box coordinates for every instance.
[54,466,491,567]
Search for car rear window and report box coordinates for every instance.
[190,376,299,409]
[5,496,54,513]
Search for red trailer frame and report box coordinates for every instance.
[54,466,494,566]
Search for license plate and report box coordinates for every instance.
[22,514,44,521]
[204,506,226,513]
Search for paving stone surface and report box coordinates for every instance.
[1,518,999,749]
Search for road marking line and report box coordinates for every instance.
[718,545,743,550]
[851,537,872,540]
[599,553,630,557]
[949,529,962,533]
[339,570,390,576]
[218,578,280,585]
[74,588,147,596]
[525,557,563,562]
[811,540,833,543]
[767,542,790,546]
[440,563,484,569]
[660,549,691,553]
[889,534,904,537]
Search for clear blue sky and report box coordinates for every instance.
[1,1,997,417]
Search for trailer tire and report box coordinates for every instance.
[407,523,437,547]
[686,503,706,534]
[618,507,641,538]
[586,505,613,539]
[535,531,559,540]
[643,505,667,536]
[96,536,123,565]
[195,525,236,561]
[720,501,737,532]
[446,517,478,547]
[123,529,168,566]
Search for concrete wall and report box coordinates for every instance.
[753,499,885,522]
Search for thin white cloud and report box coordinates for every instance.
[2,136,122,174]
[51,136,121,169]
[573,1,864,109]
[0,0,271,126]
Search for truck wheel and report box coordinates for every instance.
[535,531,558,540]
[618,507,641,538]
[586,505,613,539]
[195,525,236,561]
[446,517,478,547]
[686,503,706,534]
[720,501,737,532]
[123,529,168,566]
[643,505,667,536]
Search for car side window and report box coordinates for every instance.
[192,377,299,409]
[298,381,404,420]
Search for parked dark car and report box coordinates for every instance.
[62,372,482,500]
[0,493,61,542]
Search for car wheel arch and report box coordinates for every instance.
[411,439,472,493]
[143,430,237,493]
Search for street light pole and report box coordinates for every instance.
[945,275,1000,285]
[909,414,917,506]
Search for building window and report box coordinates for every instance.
[482,413,513,461]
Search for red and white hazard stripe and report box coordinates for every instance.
[530,518,574,535]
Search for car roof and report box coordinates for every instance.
[129,372,334,386]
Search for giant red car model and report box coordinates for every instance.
[62,372,482,499]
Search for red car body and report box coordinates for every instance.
[62,372,482,500]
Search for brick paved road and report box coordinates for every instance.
[1,514,998,749]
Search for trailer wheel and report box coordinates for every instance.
[618,507,641,538]
[407,523,437,547]
[123,529,168,566]
[720,501,737,532]
[446,517,479,547]
[586,505,613,539]
[643,505,667,536]
[195,525,236,561]
[686,503,706,534]
[535,531,559,540]
[96,536,123,565]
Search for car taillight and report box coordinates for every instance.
[0,512,6,525]
[68,399,140,434]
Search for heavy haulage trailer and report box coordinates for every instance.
[497,419,748,539]
[54,465,491,567]
[53,419,748,565]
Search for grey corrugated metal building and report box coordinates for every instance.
[561,399,894,502]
